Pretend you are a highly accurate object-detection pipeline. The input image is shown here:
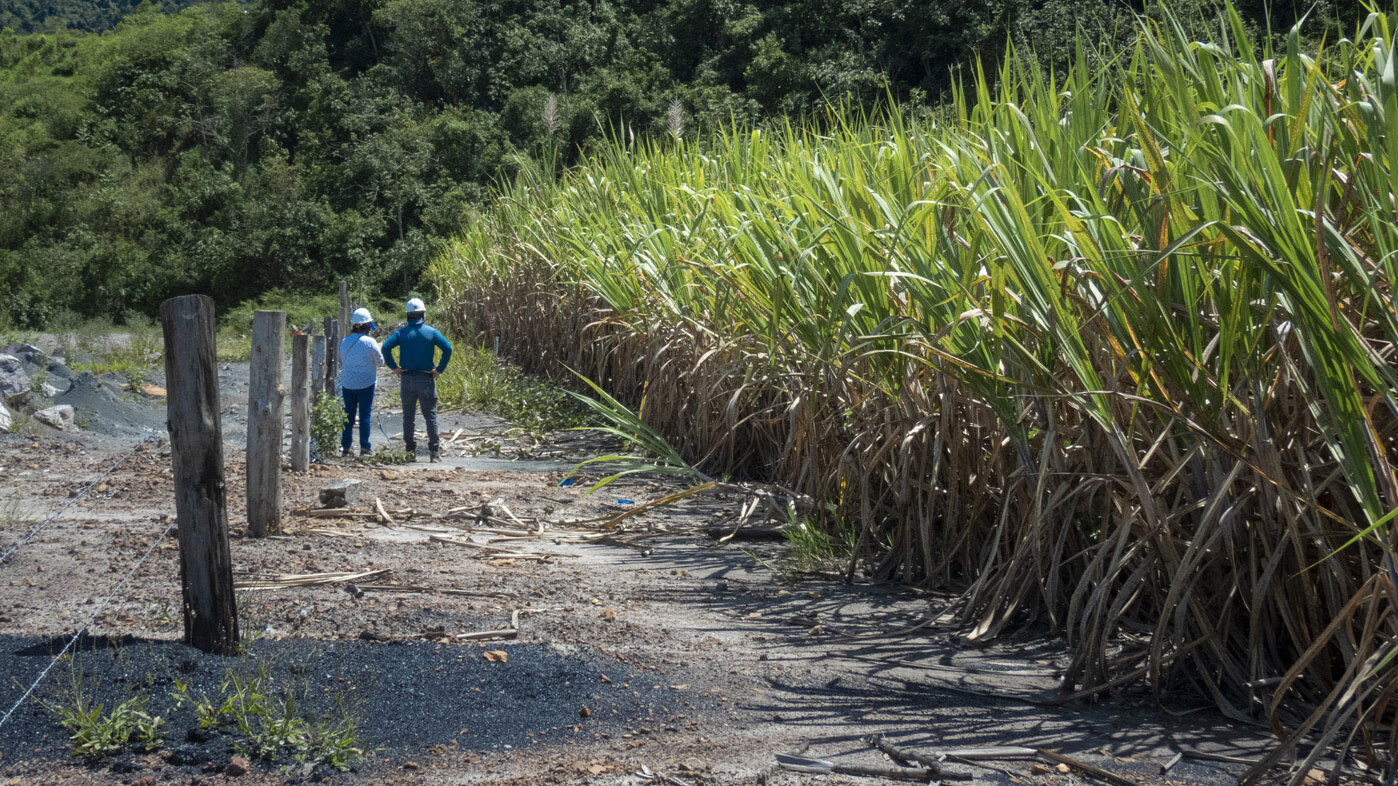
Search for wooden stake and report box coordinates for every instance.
[159,294,239,655]
[338,280,352,341]
[310,334,326,401]
[290,333,310,472]
[323,316,339,395]
[247,309,285,537]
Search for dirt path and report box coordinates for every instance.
[0,360,1288,785]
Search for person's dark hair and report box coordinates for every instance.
[406,310,426,321]
[352,322,373,334]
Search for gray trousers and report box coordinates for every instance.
[401,373,439,452]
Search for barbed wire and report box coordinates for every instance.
[0,434,159,567]
[0,517,176,730]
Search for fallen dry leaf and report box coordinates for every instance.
[601,607,617,621]
[483,650,508,663]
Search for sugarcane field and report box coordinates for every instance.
[1,2,1396,785]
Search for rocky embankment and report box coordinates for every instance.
[0,342,163,439]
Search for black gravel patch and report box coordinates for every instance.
[0,634,680,777]
[53,372,163,438]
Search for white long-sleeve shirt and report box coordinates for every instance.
[339,333,383,390]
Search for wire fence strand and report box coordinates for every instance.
[0,434,158,567]
[0,517,176,730]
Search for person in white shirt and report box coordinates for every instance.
[338,307,383,456]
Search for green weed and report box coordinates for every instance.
[364,448,413,465]
[311,395,347,458]
[177,664,363,771]
[48,666,165,759]
[782,519,856,577]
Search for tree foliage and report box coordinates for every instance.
[0,0,1365,325]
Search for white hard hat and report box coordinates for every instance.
[350,307,373,325]
[405,297,426,313]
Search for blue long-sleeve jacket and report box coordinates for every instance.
[383,320,453,373]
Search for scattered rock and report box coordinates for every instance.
[40,382,60,398]
[579,706,591,718]
[34,404,76,430]
[319,479,363,508]
[0,355,31,405]
[138,776,156,786]
[226,756,250,777]
[46,359,74,381]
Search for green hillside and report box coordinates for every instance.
[0,0,1361,326]
[1,0,202,34]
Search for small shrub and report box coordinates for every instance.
[310,395,347,458]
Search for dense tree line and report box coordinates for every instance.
[0,0,1362,326]
[1,0,199,34]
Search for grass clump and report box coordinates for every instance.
[51,693,165,759]
[69,331,161,389]
[436,343,593,433]
[47,663,165,760]
[363,448,413,465]
[781,520,856,577]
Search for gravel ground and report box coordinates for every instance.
[0,351,1311,785]
[0,633,688,780]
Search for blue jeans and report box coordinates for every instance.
[401,373,439,453]
[341,385,374,452]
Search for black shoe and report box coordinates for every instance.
[340,448,351,458]
[405,450,417,463]
[429,449,440,463]
[360,447,372,457]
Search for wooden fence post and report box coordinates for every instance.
[159,294,239,655]
[338,281,352,341]
[247,310,285,537]
[290,333,310,473]
[310,334,326,401]
[323,316,339,395]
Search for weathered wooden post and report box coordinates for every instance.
[290,333,310,473]
[247,310,285,537]
[310,334,326,400]
[338,280,352,340]
[159,294,239,655]
[323,316,339,395]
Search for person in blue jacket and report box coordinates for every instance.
[382,297,453,462]
[339,307,383,457]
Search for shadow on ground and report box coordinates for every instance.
[0,633,694,778]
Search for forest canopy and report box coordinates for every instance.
[0,0,1361,326]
